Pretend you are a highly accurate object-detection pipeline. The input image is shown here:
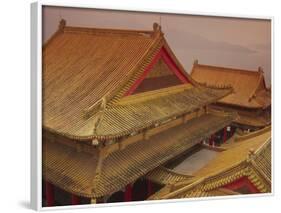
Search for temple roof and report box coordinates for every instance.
[211,105,271,128]
[149,126,271,199]
[43,20,213,140]
[44,84,231,140]
[44,25,233,141]
[43,112,235,198]
[190,62,271,109]
[146,166,192,185]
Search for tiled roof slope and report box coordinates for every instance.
[190,62,271,109]
[146,166,192,185]
[43,20,199,140]
[79,85,231,140]
[43,112,235,198]
[210,105,271,128]
[149,127,271,200]
[43,24,231,140]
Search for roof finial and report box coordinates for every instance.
[153,22,161,31]
[59,19,66,31]
[258,66,264,74]
[152,22,162,38]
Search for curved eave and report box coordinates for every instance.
[216,100,268,110]
[43,87,233,142]
[149,129,271,200]
[43,112,236,198]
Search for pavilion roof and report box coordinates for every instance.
[148,126,271,200]
[43,20,205,140]
[210,105,271,128]
[190,61,271,109]
[44,81,232,140]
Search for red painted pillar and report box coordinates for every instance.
[147,180,153,197]
[223,127,227,143]
[209,135,212,146]
[45,181,55,207]
[209,135,214,146]
[230,126,234,137]
[124,184,132,202]
[71,194,80,205]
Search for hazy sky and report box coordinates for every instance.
[43,6,271,86]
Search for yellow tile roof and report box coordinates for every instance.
[146,166,192,185]
[191,63,270,109]
[193,127,271,178]
[44,83,232,140]
[148,127,271,200]
[43,20,209,140]
[43,112,235,198]
[210,105,271,127]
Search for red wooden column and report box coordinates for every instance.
[124,184,132,202]
[208,136,212,146]
[147,180,153,198]
[209,135,214,146]
[71,194,80,205]
[45,181,55,207]
[223,127,227,143]
[230,126,234,137]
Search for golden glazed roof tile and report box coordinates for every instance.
[44,83,232,140]
[43,112,235,198]
[146,166,193,185]
[43,20,201,140]
[148,127,271,200]
[210,105,271,127]
[190,63,270,109]
[192,127,271,178]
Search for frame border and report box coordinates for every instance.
[30,1,274,211]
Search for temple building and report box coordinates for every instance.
[42,20,238,206]
[148,126,271,199]
[190,60,271,130]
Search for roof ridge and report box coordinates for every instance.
[194,62,262,76]
[116,84,193,105]
[59,19,163,38]
[44,19,161,49]
[63,25,154,37]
